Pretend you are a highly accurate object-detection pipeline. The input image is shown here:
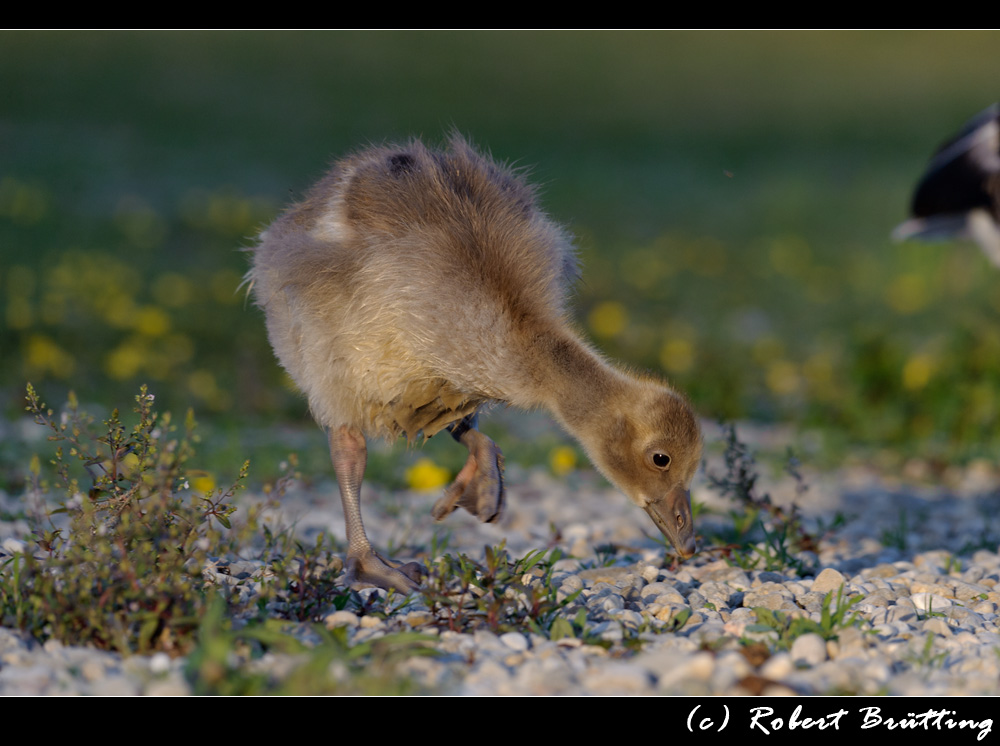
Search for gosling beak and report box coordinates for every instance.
[644,483,696,558]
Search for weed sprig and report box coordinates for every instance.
[1,386,254,654]
[707,424,823,574]
[747,584,868,651]
[420,541,584,639]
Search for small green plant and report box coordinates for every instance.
[184,595,278,695]
[420,541,582,639]
[592,542,623,568]
[0,384,300,654]
[727,521,814,575]
[944,554,962,575]
[746,584,867,652]
[185,595,438,694]
[1,385,256,655]
[815,584,868,639]
[914,593,951,622]
[659,606,693,634]
[5,383,434,692]
[707,424,820,574]
[813,511,851,538]
[610,608,695,654]
[905,633,948,674]
[549,607,599,643]
[262,529,354,623]
[880,509,909,551]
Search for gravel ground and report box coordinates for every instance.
[2,420,999,696]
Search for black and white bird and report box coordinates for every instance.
[893,103,1000,267]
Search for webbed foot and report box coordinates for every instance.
[343,550,425,593]
[432,436,505,523]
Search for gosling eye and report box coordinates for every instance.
[650,452,671,470]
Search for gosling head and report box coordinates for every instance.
[587,383,702,558]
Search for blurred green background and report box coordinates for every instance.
[3,30,999,484]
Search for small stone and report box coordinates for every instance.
[80,659,107,682]
[910,592,953,613]
[812,568,848,595]
[641,581,684,603]
[759,652,793,679]
[1,538,26,555]
[583,661,654,694]
[149,652,171,674]
[655,651,716,691]
[921,617,952,636]
[743,589,796,611]
[836,626,869,653]
[499,632,529,652]
[639,564,661,582]
[401,610,435,627]
[324,610,359,628]
[790,633,827,666]
[871,622,898,639]
[559,574,584,593]
[609,609,644,628]
[754,571,790,585]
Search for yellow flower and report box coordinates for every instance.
[134,306,171,337]
[188,471,216,495]
[188,370,233,411]
[405,459,450,492]
[105,339,146,380]
[549,446,577,477]
[660,338,694,374]
[25,334,75,378]
[902,354,934,391]
[588,301,628,339]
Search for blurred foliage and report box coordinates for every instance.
[4,385,249,654]
[1,385,445,691]
[2,31,1000,475]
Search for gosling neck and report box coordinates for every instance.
[529,329,630,437]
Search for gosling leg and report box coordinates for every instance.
[329,425,424,592]
[432,414,505,523]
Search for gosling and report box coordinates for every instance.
[248,135,702,592]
